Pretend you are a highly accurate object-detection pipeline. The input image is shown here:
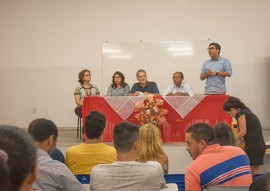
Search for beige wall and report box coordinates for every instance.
[0,0,270,128]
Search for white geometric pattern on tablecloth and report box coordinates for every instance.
[164,95,205,118]
[104,96,145,120]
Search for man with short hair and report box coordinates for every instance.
[163,71,194,96]
[90,122,166,191]
[66,111,116,174]
[129,69,159,96]
[200,43,232,94]
[28,118,85,191]
[185,123,252,191]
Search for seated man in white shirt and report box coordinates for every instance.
[90,122,166,191]
[28,118,85,191]
[163,71,194,96]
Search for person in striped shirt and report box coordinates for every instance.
[185,123,252,191]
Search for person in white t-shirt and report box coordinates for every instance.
[163,71,194,96]
[90,122,166,191]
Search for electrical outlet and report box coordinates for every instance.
[32,108,37,114]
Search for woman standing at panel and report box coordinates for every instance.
[138,124,168,174]
[74,69,100,117]
[106,71,130,96]
[223,96,266,175]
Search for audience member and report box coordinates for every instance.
[74,69,100,117]
[0,125,37,191]
[163,71,194,96]
[129,69,159,96]
[28,118,85,191]
[90,122,166,191]
[28,118,65,163]
[50,148,65,163]
[249,172,270,191]
[214,122,236,146]
[200,43,232,94]
[224,96,266,175]
[66,111,116,174]
[106,71,130,96]
[185,123,252,191]
[138,123,168,174]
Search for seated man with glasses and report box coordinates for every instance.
[163,71,194,96]
[200,43,232,95]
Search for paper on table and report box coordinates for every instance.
[138,91,145,97]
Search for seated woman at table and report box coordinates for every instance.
[137,123,168,174]
[106,71,130,96]
[74,69,100,117]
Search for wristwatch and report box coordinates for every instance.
[216,72,219,76]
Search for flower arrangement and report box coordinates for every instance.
[134,94,168,127]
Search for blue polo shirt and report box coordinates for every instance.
[130,81,159,94]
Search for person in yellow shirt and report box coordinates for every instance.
[66,111,117,175]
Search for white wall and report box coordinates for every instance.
[0,0,270,128]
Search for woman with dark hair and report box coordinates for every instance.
[74,69,100,117]
[106,71,130,96]
[0,125,37,191]
[214,122,236,146]
[223,96,266,175]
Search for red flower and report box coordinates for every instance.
[134,94,168,127]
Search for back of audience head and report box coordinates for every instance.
[139,123,164,162]
[84,111,106,140]
[0,125,37,191]
[113,122,139,153]
[214,123,236,146]
[186,123,216,145]
[28,118,58,155]
[185,123,216,160]
[249,173,270,191]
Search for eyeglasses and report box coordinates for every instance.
[207,47,216,51]
[173,76,181,79]
[84,73,92,76]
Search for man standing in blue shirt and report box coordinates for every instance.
[200,43,232,94]
[129,69,159,96]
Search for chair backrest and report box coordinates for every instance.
[164,174,185,191]
[161,183,178,191]
[206,185,249,191]
[75,174,90,184]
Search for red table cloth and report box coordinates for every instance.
[82,95,231,142]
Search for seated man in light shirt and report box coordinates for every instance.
[163,71,194,96]
[28,118,85,191]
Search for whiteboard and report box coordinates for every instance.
[102,40,212,95]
